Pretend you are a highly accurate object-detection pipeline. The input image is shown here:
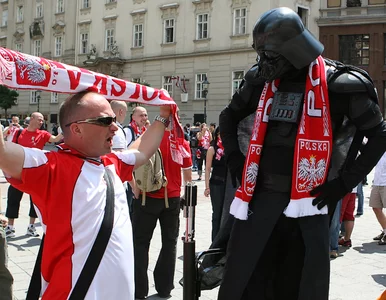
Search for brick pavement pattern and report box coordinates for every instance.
[1,153,385,299]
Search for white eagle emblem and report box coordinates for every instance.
[298,155,326,191]
[246,162,258,192]
[16,56,48,83]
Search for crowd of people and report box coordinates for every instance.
[1,6,386,300]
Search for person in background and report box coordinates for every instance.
[209,123,216,138]
[204,127,227,241]
[124,106,148,148]
[196,123,212,181]
[338,185,358,248]
[370,152,386,245]
[23,117,30,129]
[132,126,192,299]
[4,112,63,238]
[3,116,20,142]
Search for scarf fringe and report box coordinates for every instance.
[230,197,249,220]
[283,197,328,218]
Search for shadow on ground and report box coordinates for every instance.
[353,242,386,254]
[372,274,386,287]
[8,237,41,249]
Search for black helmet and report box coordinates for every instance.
[252,7,324,69]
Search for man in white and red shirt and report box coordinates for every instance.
[132,129,192,299]
[0,91,171,299]
[5,112,63,238]
[3,115,21,142]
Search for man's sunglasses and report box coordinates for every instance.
[65,116,116,127]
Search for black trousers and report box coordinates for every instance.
[132,196,180,298]
[5,185,37,219]
[241,214,330,300]
[218,190,330,300]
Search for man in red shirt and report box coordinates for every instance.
[5,112,63,238]
[132,129,192,299]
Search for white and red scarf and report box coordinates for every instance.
[0,48,189,164]
[230,56,332,220]
[130,119,146,138]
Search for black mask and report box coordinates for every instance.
[256,51,295,82]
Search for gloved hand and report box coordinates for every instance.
[310,177,350,210]
[227,151,245,188]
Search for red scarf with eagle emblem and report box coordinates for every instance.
[0,47,190,164]
[230,56,332,220]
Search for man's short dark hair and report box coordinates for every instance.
[210,123,216,127]
[59,91,91,136]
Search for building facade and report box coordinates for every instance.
[0,0,320,129]
[318,0,386,115]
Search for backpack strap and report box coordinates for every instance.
[15,128,24,144]
[69,168,115,299]
[123,125,136,147]
[158,148,169,208]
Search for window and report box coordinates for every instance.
[339,34,370,65]
[369,0,385,3]
[233,8,246,35]
[1,10,7,27]
[384,34,386,65]
[57,0,64,13]
[164,19,175,44]
[30,91,39,104]
[15,43,22,52]
[33,40,41,56]
[133,24,143,47]
[51,92,58,103]
[105,28,114,51]
[55,36,62,56]
[297,7,308,28]
[80,33,89,54]
[107,0,117,3]
[16,5,23,22]
[82,0,90,9]
[195,73,207,99]
[327,0,341,7]
[232,71,244,95]
[36,3,44,18]
[163,76,173,96]
[197,14,208,40]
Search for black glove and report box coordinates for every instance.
[310,177,350,210]
[226,151,245,188]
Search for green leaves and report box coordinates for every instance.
[0,85,19,118]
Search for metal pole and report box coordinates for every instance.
[203,98,207,124]
[183,183,198,300]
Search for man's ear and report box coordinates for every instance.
[69,124,82,137]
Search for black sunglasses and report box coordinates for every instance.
[65,116,117,127]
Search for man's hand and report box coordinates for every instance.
[159,105,171,119]
[311,177,350,210]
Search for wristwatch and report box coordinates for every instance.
[154,115,170,127]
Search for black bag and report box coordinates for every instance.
[27,168,115,300]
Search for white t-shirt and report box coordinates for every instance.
[373,152,386,186]
[112,122,127,151]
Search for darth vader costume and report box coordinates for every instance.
[217,7,386,300]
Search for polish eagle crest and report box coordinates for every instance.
[245,162,259,193]
[15,55,49,83]
[298,155,326,191]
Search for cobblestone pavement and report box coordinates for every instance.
[1,151,385,299]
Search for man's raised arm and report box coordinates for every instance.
[0,129,25,180]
